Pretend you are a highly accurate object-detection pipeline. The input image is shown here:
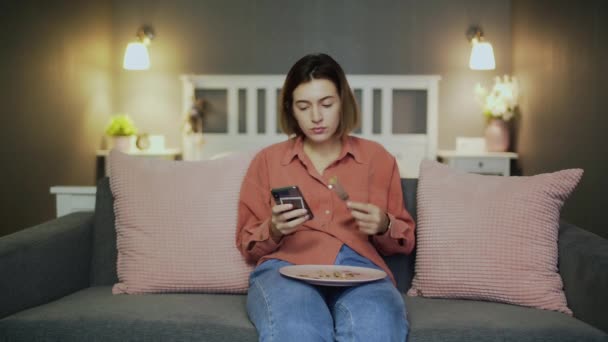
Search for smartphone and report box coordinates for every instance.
[270,185,314,220]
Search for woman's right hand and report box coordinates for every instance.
[270,204,309,242]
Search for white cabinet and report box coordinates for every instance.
[437,150,518,176]
[50,186,96,217]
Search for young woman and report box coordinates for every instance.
[236,53,416,342]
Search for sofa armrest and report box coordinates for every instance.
[0,212,94,319]
[558,221,608,333]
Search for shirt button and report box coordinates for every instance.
[325,210,331,215]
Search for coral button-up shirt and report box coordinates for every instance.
[235,135,416,284]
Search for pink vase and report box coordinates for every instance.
[484,119,510,152]
[111,136,132,152]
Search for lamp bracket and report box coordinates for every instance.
[136,25,155,44]
[466,26,484,42]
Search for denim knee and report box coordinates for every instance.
[331,280,408,342]
[247,260,334,342]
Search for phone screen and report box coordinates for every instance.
[270,185,314,220]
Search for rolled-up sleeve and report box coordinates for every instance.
[371,157,416,255]
[236,151,282,263]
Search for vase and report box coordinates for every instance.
[484,118,510,152]
[182,132,205,160]
[111,136,132,152]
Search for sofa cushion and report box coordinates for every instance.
[0,287,257,342]
[1,287,605,342]
[90,177,118,286]
[408,161,582,314]
[404,296,607,342]
[109,150,257,294]
[558,221,608,334]
[383,178,418,293]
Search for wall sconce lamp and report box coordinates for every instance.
[466,26,495,70]
[123,25,155,70]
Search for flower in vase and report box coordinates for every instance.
[475,75,519,121]
[184,98,207,134]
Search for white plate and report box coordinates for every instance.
[279,265,387,286]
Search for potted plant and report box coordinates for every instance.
[474,75,520,152]
[105,114,138,152]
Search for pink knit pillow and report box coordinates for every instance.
[108,150,257,294]
[407,161,583,314]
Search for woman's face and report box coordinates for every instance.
[292,78,342,145]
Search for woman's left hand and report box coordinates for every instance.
[346,201,389,235]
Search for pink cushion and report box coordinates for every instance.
[407,161,583,315]
[109,150,257,294]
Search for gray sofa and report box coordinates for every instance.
[1,178,607,342]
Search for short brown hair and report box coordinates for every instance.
[279,53,360,138]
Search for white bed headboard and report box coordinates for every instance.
[180,74,440,178]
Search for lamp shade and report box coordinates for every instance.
[469,39,495,70]
[123,42,150,70]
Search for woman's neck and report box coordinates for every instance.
[302,136,342,159]
[302,136,343,176]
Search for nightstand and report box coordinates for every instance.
[50,186,97,217]
[51,149,183,217]
[437,150,518,176]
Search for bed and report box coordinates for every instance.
[180,74,440,178]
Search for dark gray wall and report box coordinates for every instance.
[1,0,512,237]
[0,1,113,236]
[512,0,608,238]
[112,0,512,149]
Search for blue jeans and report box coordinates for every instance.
[246,244,409,342]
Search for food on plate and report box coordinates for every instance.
[298,269,361,280]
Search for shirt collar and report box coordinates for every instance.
[280,135,365,166]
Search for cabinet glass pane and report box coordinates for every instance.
[277,89,282,133]
[195,89,227,133]
[373,89,382,134]
[238,89,246,134]
[257,89,266,134]
[392,90,427,134]
[353,89,362,134]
